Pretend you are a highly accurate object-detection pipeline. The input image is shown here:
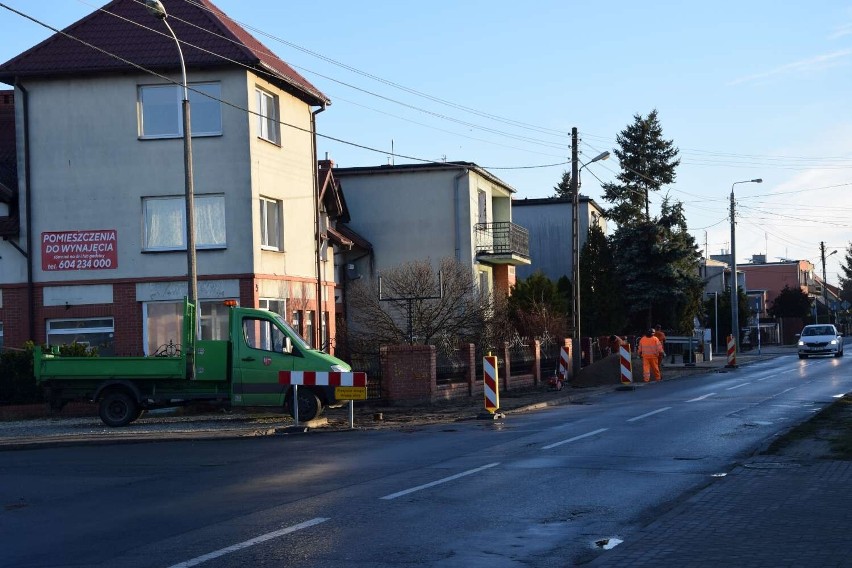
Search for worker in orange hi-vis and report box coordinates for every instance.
[654,324,667,368]
[638,328,665,382]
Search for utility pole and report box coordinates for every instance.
[821,241,828,324]
[571,127,581,377]
[820,241,837,323]
[729,188,738,359]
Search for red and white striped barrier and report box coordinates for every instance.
[620,344,632,384]
[726,335,737,367]
[483,355,500,413]
[557,345,571,379]
[278,371,367,386]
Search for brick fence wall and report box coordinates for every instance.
[380,339,575,406]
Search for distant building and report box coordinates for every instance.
[512,196,606,283]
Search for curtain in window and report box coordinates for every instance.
[196,196,226,247]
[145,198,185,249]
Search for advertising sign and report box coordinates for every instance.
[42,230,118,271]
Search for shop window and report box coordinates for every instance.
[47,318,115,355]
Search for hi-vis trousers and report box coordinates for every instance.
[642,355,661,382]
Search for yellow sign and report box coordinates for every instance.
[335,386,367,400]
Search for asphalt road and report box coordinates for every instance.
[1,352,848,567]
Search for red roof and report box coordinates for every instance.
[0,0,328,105]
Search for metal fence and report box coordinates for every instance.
[347,351,383,400]
[436,348,468,385]
[508,340,535,376]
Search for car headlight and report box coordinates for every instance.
[330,364,350,372]
[798,341,804,346]
[830,339,838,345]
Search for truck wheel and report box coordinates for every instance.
[99,391,139,427]
[289,390,323,421]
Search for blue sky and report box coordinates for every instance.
[1,0,851,284]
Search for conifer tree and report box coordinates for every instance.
[553,170,573,198]
[838,242,852,304]
[601,109,680,227]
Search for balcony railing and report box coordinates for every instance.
[474,222,529,260]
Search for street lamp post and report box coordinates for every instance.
[728,178,762,365]
[570,126,610,376]
[146,0,197,378]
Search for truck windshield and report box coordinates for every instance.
[271,313,313,351]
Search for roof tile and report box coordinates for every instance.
[0,0,328,105]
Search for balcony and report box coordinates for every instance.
[474,222,530,265]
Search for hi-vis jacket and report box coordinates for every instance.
[638,335,664,357]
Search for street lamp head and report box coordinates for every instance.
[829,250,838,257]
[751,178,763,183]
[590,151,610,163]
[145,0,168,19]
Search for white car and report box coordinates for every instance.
[797,324,844,359]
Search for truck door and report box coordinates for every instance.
[233,315,295,407]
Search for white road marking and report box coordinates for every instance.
[686,393,717,402]
[627,407,671,422]
[726,383,750,390]
[380,463,500,500]
[757,369,796,381]
[542,428,609,450]
[166,518,329,568]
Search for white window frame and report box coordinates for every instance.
[139,82,222,138]
[256,87,280,145]
[46,318,115,355]
[259,196,283,251]
[259,298,287,318]
[143,194,227,251]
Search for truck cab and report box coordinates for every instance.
[221,306,351,419]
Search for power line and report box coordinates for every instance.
[0,2,570,171]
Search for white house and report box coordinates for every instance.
[333,162,531,299]
[0,0,340,354]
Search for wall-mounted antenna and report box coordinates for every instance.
[378,271,444,344]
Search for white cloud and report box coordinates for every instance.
[728,49,852,86]
[829,23,852,40]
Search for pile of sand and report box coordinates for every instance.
[572,353,642,387]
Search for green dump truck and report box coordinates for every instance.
[34,300,358,426]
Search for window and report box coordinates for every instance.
[139,82,222,138]
[256,88,280,144]
[259,299,287,318]
[144,194,226,251]
[0,321,3,351]
[47,318,115,355]
[322,311,329,352]
[144,300,236,355]
[292,310,302,339]
[260,197,283,250]
[306,311,315,348]
[243,317,286,352]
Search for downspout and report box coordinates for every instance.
[311,103,326,350]
[453,170,466,262]
[16,80,35,341]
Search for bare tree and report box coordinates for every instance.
[347,257,495,347]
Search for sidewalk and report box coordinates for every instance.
[587,456,852,567]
